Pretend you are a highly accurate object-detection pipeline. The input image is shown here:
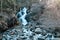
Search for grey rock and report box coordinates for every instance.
[35,28,42,34]
[30,3,44,14]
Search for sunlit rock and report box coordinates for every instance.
[35,28,42,34]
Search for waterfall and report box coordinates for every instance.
[16,7,55,40]
[17,7,28,26]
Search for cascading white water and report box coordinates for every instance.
[17,7,28,26]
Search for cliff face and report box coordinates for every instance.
[41,0,60,27]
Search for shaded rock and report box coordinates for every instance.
[54,32,60,38]
[36,22,42,25]
[0,16,19,32]
[38,38,44,40]
[20,36,27,39]
[0,21,8,32]
[7,17,18,28]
